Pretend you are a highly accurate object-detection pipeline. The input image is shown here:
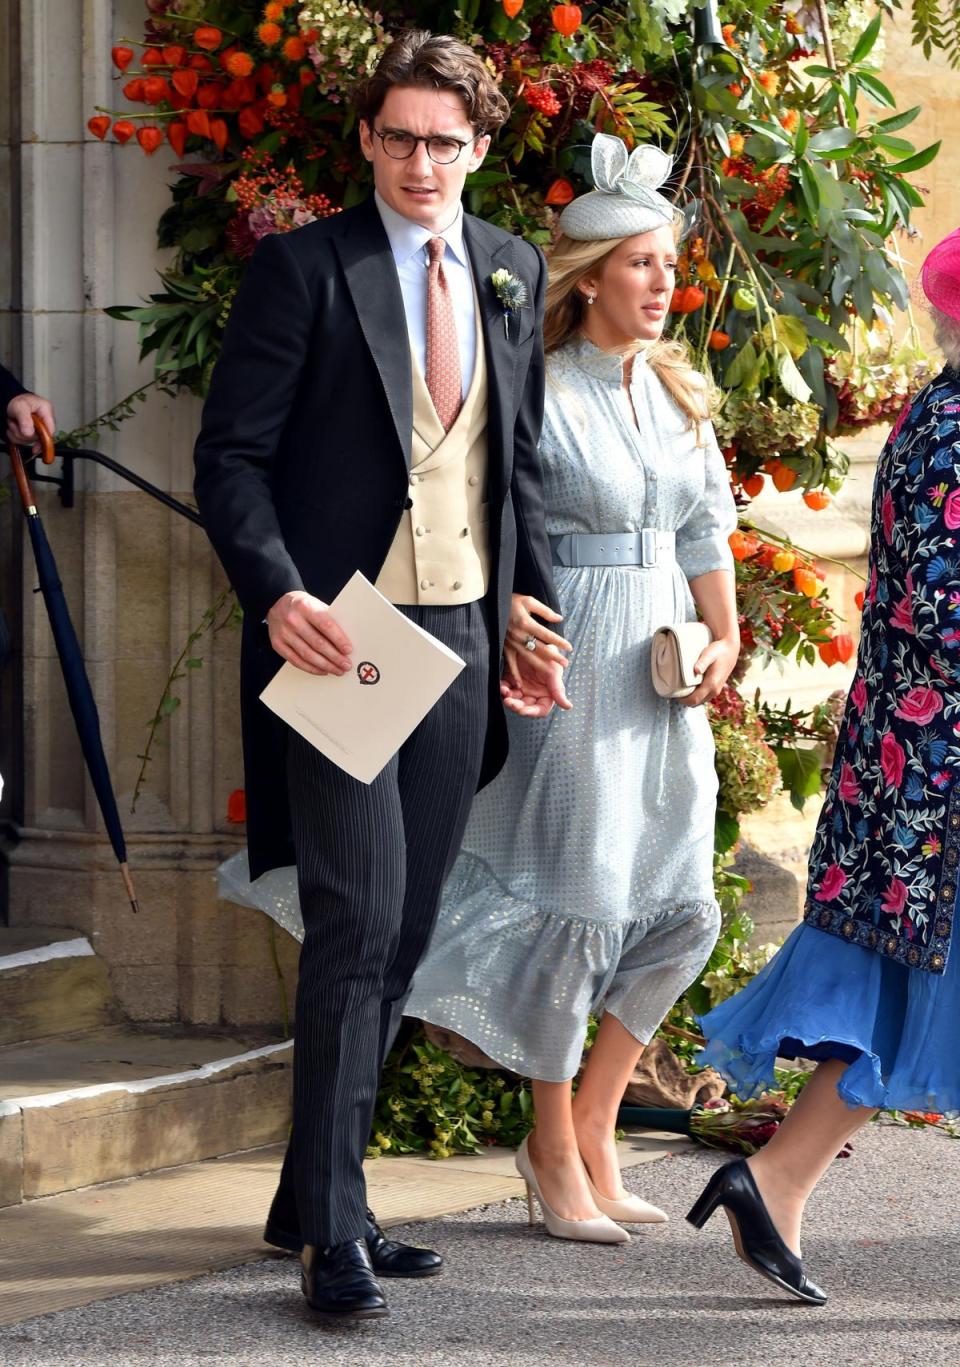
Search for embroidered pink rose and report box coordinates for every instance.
[837,761,861,805]
[890,577,915,634]
[889,400,911,444]
[945,488,960,531]
[880,731,906,789]
[850,675,868,715]
[880,878,908,918]
[815,863,848,902]
[893,686,943,725]
[882,490,895,545]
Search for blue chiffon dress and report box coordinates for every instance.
[698,897,960,1116]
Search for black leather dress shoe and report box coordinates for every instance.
[686,1158,827,1305]
[364,1209,443,1278]
[301,1239,389,1320]
[267,1209,443,1278]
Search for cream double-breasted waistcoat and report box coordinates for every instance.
[376,303,491,606]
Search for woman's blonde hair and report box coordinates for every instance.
[543,230,716,442]
[932,304,960,372]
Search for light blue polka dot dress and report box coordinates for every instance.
[405,335,738,1081]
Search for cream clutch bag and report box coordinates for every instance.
[651,622,713,699]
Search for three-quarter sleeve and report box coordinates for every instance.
[675,423,737,581]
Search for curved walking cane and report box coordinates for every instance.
[6,416,139,913]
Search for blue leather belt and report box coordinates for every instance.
[549,529,676,568]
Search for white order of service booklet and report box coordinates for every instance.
[259,571,466,783]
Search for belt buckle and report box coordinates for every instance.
[641,528,657,567]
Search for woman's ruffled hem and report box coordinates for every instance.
[407,850,719,1082]
[697,923,960,1118]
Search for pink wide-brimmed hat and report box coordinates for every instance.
[921,227,960,323]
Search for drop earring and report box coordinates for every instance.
[586,295,595,305]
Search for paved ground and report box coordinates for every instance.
[1,1122,958,1366]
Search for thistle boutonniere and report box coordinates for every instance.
[490,268,528,339]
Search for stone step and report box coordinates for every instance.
[0,1024,292,1208]
[0,925,117,1047]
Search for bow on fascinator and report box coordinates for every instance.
[558,133,698,242]
[591,135,675,204]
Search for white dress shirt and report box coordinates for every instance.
[374,192,477,400]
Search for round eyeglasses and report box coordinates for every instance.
[373,128,480,165]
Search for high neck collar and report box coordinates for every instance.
[565,333,647,386]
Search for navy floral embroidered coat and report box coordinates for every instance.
[805,365,960,974]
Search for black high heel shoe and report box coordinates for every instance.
[686,1158,827,1306]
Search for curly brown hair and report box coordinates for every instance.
[352,29,510,134]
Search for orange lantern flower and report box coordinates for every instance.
[793,566,821,598]
[854,589,865,610]
[163,45,187,68]
[708,330,731,350]
[210,118,229,152]
[122,78,146,102]
[544,176,575,206]
[818,637,839,666]
[267,85,288,107]
[771,548,796,573]
[111,45,135,71]
[503,0,525,17]
[772,464,798,492]
[833,632,855,664]
[142,48,165,68]
[194,25,223,52]
[143,75,172,106]
[136,126,164,156]
[186,108,212,138]
[87,115,111,140]
[226,789,247,823]
[742,473,764,498]
[803,490,831,510]
[112,119,135,144]
[172,69,199,99]
[551,5,582,37]
[167,120,188,158]
[238,105,265,139]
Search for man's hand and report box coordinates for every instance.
[501,640,571,718]
[266,590,353,676]
[5,392,56,453]
[678,634,740,708]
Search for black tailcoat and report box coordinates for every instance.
[194,197,558,877]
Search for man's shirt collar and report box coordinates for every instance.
[375,191,469,268]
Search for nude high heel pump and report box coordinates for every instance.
[515,1136,630,1245]
[584,1169,668,1225]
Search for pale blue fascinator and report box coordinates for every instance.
[558,133,697,242]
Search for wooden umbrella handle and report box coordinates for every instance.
[5,414,55,512]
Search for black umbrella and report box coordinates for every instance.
[6,417,139,912]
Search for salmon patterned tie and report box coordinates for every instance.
[425,236,463,432]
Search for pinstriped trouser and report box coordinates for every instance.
[267,600,490,1248]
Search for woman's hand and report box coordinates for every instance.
[678,634,740,707]
[505,594,572,671]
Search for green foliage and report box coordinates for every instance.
[370,1031,533,1158]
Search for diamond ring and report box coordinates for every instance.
[524,636,538,652]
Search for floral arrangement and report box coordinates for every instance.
[92,2,950,911]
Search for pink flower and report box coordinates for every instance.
[880,731,906,789]
[867,562,878,605]
[890,577,915,634]
[889,400,911,444]
[881,878,908,918]
[945,488,960,531]
[882,490,895,545]
[838,761,861,805]
[893,686,943,725]
[851,675,868,715]
[815,863,848,902]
